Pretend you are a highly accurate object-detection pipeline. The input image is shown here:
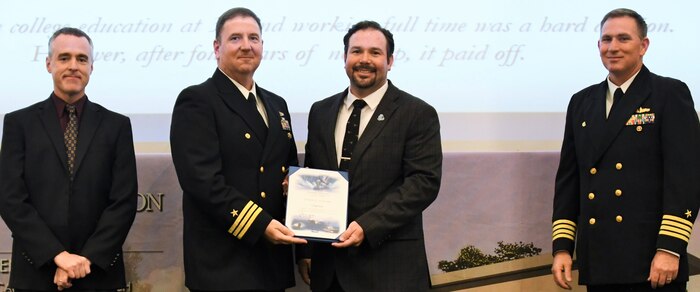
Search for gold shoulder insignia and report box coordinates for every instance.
[686,210,693,218]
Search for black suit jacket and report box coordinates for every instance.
[302,81,442,291]
[552,66,700,285]
[170,69,298,290]
[0,96,137,290]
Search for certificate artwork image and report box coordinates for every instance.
[286,167,348,241]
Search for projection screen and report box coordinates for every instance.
[0,1,697,151]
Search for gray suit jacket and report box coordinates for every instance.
[302,81,442,291]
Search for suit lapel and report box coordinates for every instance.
[325,93,345,169]
[212,70,267,143]
[349,84,399,172]
[259,89,281,162]
[592,66,652,164]
[73,99,102,175]
[586,82,608,161]
[38,97,70,174]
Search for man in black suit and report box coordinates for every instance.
[551,8,700,291]
[170,7,306,292]
[297,21,442,291]
[0,27,137,291]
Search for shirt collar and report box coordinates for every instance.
[607,68,641,96]
[344,81,388,111]
[219,68,257,100]
[52,93,87,118]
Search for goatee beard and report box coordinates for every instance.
[352,75,376,89]
[351,64,376,89]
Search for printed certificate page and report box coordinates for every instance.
[285,167,348,242]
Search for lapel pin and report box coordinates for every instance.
[377,114,385,121]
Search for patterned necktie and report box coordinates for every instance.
[339,99,367,171]
[64,104,78,177]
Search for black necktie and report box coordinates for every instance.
[247,92,258,110]
[64,104,78,177]
[247,92,268,140]
[339,99,367,171]
[609,87,624,118]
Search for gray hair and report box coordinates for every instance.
[48,27,93,57]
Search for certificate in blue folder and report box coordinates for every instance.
[285,166,349,242]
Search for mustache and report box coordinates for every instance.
[353,64,376,71]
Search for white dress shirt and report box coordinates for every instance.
[605,70,640,118]
[334,82,389,166]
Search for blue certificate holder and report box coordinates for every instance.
[285,166,349,242]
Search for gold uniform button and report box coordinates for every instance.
[281,166,286,172]
[245,133,251,139]
[615,189,622,197]
[581,121,586,127]
[590,168,597,175]
[287,132,293,139]
[615,163,622,170]
[616,215,623,223]
[636,126,643,132]
[260,192,266,198]
[589,218,596,225]
[259,166,264,173]
[588,192,595,200]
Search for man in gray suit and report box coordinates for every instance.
[297,20,442,291]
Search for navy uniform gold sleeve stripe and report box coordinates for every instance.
[228,201,263,239]
[552,232,575,241]
[659,231,690,242]
[553,219,577,227]
[662,214,693,228]
[552,219,577,241]
[553,232,575,241]
[229,201,254,234]
[660,214,694,243]
[232,203,262,238]
[233,205,256,236]
[554,224,576,232]
[236,207,263,239]
[662,220,692,233]
[659,227,690,241]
